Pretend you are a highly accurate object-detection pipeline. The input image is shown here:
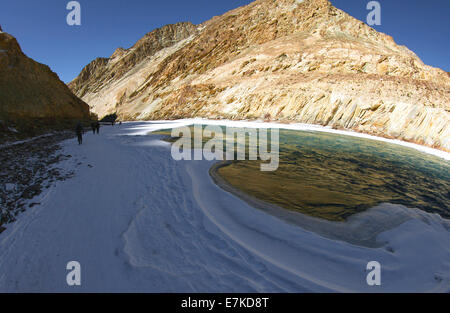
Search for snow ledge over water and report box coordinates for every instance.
[125,118,450,161]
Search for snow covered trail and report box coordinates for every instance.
[0,122,449,292]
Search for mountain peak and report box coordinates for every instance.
[0,31,24,56]
[69,0,450,151]
[110,47,126,59]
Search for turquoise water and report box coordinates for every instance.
[155,126,450,221]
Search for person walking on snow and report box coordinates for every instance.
[95,121,100,134]
[75,122,83,145]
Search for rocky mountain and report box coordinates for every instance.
[69,0,450,151]
[0,30,90,137]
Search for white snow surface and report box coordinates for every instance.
[0,121,449,292]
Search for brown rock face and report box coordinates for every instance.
[68,22,198,99]
[69,0,450,151]
[0,31,90,133]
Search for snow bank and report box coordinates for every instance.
[0,122,448,292]
[124,119,450,161]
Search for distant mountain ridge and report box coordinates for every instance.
[69,0,450,151]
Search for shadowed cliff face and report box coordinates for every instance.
[69,0,450,151]
[0,31,90,136]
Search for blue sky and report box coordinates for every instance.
[0,0,448,83]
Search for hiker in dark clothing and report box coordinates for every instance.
[95,121,100,134]
[75,122,83,145]
[91,122,96,134]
